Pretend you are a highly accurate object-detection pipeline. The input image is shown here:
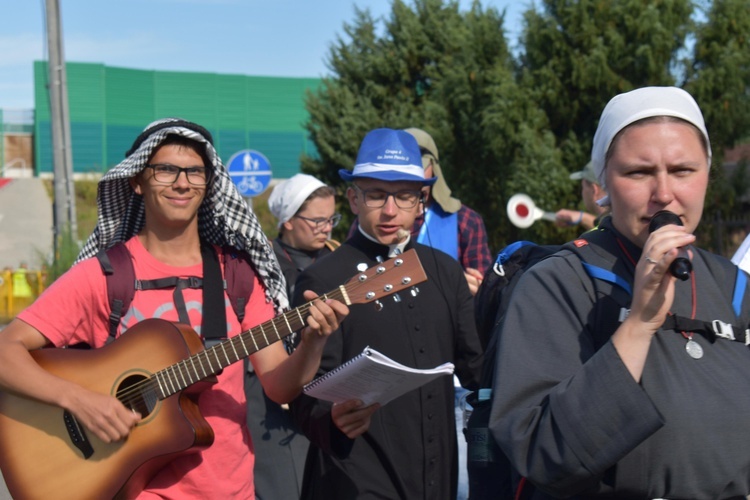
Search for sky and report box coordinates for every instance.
[0,0,526,112]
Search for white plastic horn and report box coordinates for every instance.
[506,193,556,228]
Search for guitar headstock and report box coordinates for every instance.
[342,249,427,305]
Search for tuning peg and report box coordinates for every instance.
[374,300,384,312]
[410,287,420,297]
[392,293,401,303]
[376,256,384,263]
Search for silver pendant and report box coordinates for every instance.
[685,339,704,359]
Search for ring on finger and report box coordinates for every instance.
[645,256,658,265]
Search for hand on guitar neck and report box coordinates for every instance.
[252,289,349,405]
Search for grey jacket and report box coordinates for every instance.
[490,218,750,499]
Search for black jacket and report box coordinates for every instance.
[291,231,483,500]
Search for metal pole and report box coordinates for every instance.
[45,0,76,252]
[0,109,4,172]
[57,10,76,239]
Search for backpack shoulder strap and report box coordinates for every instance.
[561,230,634,350]
[733,267,747,318]
[580,262,632,296]
[701,250,749,318]
[565,229,633,297]
[222,247,256,324]
[96,242,136,339]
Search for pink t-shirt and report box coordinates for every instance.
[19,237,276,499]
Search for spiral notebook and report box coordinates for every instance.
[303,346,455,407]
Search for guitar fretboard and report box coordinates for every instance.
[112,248,426,413]
[116,288,344,409]
[159,289,343,397]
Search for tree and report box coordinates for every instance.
[519,0,693,178]
[303,0,561,250]
[304,0,750,252]
[686,0,750,153]
[684,0,750,249]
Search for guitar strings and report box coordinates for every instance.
[114,257,410,410]
[114,293,339,409]
[114,300,321,408]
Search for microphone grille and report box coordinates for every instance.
[648,210,683,233]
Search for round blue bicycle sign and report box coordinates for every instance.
[227,149,272,197]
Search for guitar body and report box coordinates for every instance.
[0,319,214,500]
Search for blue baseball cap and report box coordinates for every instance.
[339,128,437,185]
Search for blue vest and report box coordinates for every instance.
[417,204,459,261]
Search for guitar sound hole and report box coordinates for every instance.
[117,374,158,418]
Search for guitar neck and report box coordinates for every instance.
[151,287,348,399]
[122,248,427,405]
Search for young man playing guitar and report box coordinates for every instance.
[0,119,348,498]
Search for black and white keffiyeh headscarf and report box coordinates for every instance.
[76,118,288,312]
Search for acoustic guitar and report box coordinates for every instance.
[0,249,427,499]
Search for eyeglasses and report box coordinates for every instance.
[355,186,423,209]
[294,213,342,230]
[146,164,211,186]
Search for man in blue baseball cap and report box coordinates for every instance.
[290,128,483,500]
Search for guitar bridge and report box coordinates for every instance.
[63,410,94,459]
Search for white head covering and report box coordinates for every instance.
[268,174,327,228]
[592,87,712,201]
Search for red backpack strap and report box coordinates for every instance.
[96,242,136,339]
[222,247,256,324]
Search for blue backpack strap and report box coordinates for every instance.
[492,241,537,276]
[581,262,632,296]
[733,269,747,318]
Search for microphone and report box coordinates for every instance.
[647,210,692,281]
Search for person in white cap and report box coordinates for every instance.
[267,173,342,299]
[290,128,482,500]
[490,87,750,499]
[554,161,609,230]
[246,173,340,500]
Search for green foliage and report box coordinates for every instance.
[304,0,552,250]
[39,225,81,283]
[37,180,91,283]
[685,0,750,153]
[682,0,750,251]
[43,178,99,241]
[250,189,278,239]
[520,0,693,170]
[74,179,99,239]
[304,0,750,253]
